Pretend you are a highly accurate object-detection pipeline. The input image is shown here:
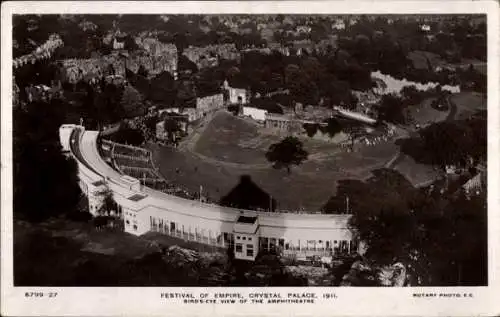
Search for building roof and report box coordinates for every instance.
[237,216,258,224]
[128,193,147,202]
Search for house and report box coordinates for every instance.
[462,171,486,196]
[420,24,431,32]
[113,36,126,50]
[296,25,312,34]
[223,80,249,105]
[243,107,268,122]
[332,19,346,30]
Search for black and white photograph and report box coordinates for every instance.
[1,1,499,316]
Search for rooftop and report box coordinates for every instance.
[237,216,258,224]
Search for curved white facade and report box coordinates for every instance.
[60,125,358,259]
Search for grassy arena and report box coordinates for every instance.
[152,111,399,211]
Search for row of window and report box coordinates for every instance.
[125,220,138,231]
[149,217,229,245]
[147,217,356,253]
[236,235,252,241]
[258,237,358,253]
[235,243,254,257]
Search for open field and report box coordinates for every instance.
[392,155,441,187]
[153,111,400,211]
[409,96,450,126]
[194,112,279,165]
[450,92,487,119]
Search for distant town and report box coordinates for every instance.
[13,14,486,287]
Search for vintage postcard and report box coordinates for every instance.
[1,1,499,316]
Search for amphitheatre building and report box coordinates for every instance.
[59,124,360,261]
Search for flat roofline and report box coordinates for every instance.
[234,224,260,235]
[128,193,147,202]
[121,175,139,183]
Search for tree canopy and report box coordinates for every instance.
[265,136,308,174]
[323,168,487,286]
[163,115,182,143]
[400,115,486,169]
[13,99,81,222]
[376,94,407,124]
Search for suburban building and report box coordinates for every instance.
[113,36,126,50]
[196,93,224,113]
[223,80,249,105]
[420,24,431,32]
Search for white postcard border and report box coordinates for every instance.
[2,1,499,316]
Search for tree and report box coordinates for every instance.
[108,124,144,146]
[176,80,197,111]
[265,136,308,174]
[97,186,115,216]
[303,123,319,138]
[124,35,139,51]
[138,65,149,78]
[400,118,483,170]
[320,118,343,138]
[148,71,176,105]
[376,94,407,124]
[13,99,81,222]
[163,116,182,143]
[327,168,487,286]
[120,85,146,118]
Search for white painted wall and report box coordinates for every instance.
[243,107,268,121]
[59,124,77,152]
[234,232,259,261]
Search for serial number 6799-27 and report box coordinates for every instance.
[25,292,58,298]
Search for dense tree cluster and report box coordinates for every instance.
[13,99,81,222]
[331,17,486,89]
[105,123,145,146]
[127,70,197,110]
[323,169,486,286]
[400,112,486,169]
[376,94,408,124]
[303,117,343,138]
[265,136,308,174]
